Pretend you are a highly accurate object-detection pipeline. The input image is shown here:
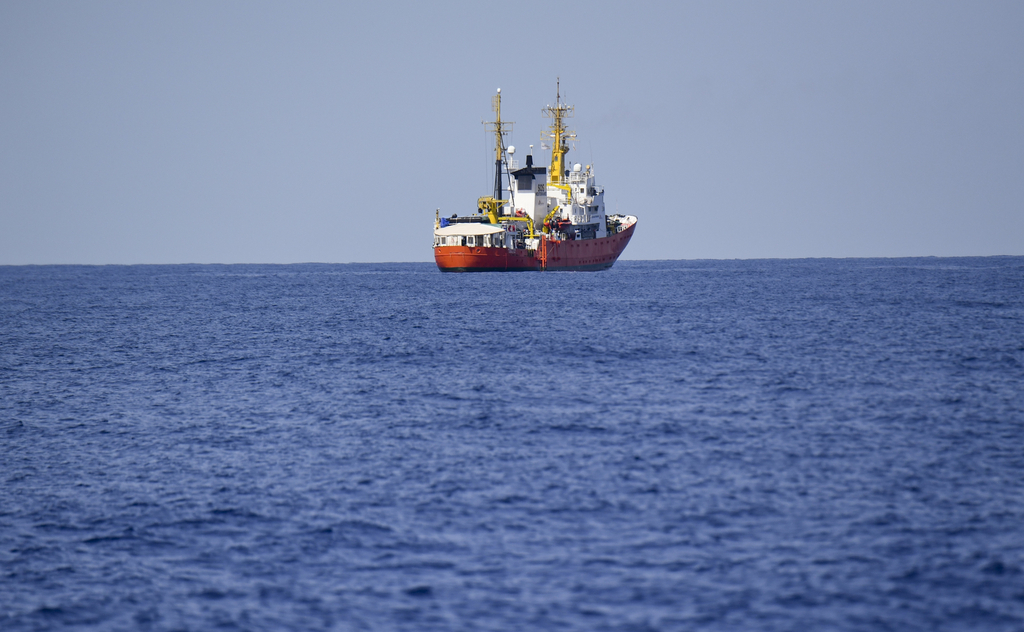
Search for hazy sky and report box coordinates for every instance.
[2,1,1021,264]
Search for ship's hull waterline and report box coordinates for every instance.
[435,222,635,272]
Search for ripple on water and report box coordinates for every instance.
[0,259,1022,631]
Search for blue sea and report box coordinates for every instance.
[2,258,1023,631]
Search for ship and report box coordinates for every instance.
[433,83,636,272]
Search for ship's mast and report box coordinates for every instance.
[543,78,575,184]
[484,88,513,202]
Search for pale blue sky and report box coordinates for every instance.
[1,1,1021,264]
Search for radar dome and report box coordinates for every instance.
[508,146,515,154]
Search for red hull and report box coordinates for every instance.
[435,222,635,272]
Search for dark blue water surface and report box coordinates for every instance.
[2,258,1023,631]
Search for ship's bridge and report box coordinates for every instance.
[508,154,549,226]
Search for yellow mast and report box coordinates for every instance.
[483,88,513,205]
[543,78,575,185]
[477,89,514,224]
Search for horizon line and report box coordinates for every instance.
[2,254,1022,267]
